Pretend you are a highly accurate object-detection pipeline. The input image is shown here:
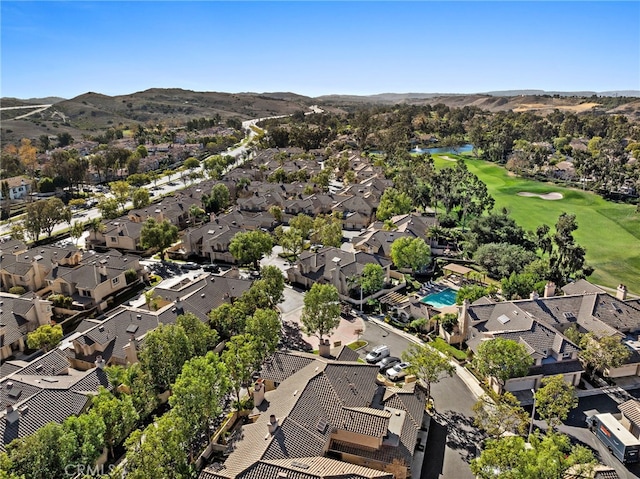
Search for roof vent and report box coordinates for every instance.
[35,364,43,372]
[98,325,105,332]
[291,461,310,470]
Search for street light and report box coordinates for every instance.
[528,388,536,438]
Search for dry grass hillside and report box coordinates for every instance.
[0,89,316,145]
[2,88,639,146]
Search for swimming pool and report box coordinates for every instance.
[420,288,458,308]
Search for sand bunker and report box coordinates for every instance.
[517,191,563,200]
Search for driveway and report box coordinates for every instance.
[357,317,480,479]
[278,287,365,351]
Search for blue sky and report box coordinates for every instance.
[1,1,639,99]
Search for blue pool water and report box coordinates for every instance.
[420,288,458,308]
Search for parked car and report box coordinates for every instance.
[386,362,411,381]
[365,345,390,364]
[376,356,401,372]
[203,263,220,273]
[180,262,200,270]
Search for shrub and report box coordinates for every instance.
[125,269,138,284]
[9,286,26,295]
[48,294,73,308]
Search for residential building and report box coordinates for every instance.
[0,293,53,361]
[0,348,111,451]
[199,351,426,479]
[0,176,31,200]
[457,280,640,392]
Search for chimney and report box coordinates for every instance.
[253,379,265,407]
[268,414,279,435]
[125,337,139,364]
[6,405,19,424]
[318,338,331,358]
[530,291,539,300]
[544,282,556,298]
[617,284,627,301]
[459,299,470,342]
[95,355,105,369]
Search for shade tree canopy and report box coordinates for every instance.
[300,283,341,342]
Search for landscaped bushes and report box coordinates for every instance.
[8,286,26,295]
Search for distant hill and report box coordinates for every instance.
[0,96,65,108]
[0,89,319,145]
[485,89,640,97]
[2,88,639,146]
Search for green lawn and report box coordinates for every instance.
[432,154,640,294]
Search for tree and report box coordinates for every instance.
[390,236,431,272]
[245,308,281,356]
[257,265,286,306]
[279,227,305,260]
[90,387,139,458]
[209,303,247,340]
[579,332,630,381]
[70,220,84,247]
[169,352,230,451]
[311,214,343,248]
[24,197,68,240]
[124,412,192,479]
[98,197,120,219]
[184,156,200,172]
[57,132,73,147]
[534,375,578,429]
[472,391,529,438]
[473,242,536,280]
[359,263,385,296]
[289,213,315,240]
[221,334,261,406]
[300,283,341,342]
[402,343,454,401]
[87,217,106,236]
[138,324,194,392]
[176,312,219,357]
[26,324,63,351]
[376,187,413,221]
[472,338,534,389]
[109,180,131,214]
[549,213,593,284]
[456,284,493,305]
[268,205,283,223]
[4,422,75,479]
[203,183,230,214]
[471,432,596,479]
[18,138,38,176]
[229,230,273,269]
[132,188,150,209]
[140,218,179,260]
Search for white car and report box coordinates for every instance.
[386,362,411,381]
[365,345,390,364]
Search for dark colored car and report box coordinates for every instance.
[203,263,220,273]
[376,356,401,372]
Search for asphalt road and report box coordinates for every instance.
[357,318,479,479]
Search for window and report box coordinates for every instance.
[109,237,117,243]
[112,277,119,285]
[81,290,92,297]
